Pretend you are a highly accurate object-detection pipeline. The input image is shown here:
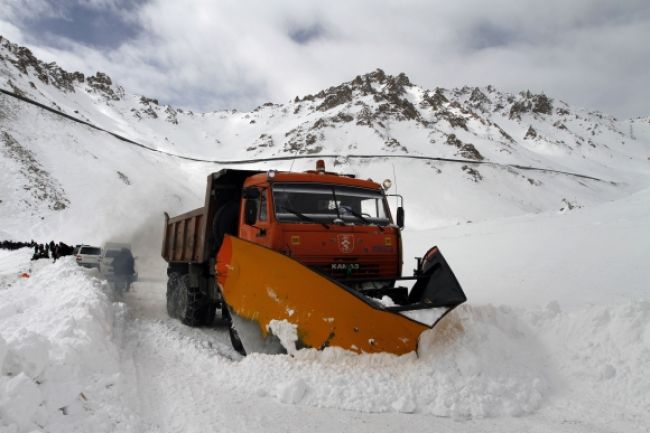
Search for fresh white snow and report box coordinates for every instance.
[1,184,649,432]
[0,255,136,432]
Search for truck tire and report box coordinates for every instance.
[166,272,180,318]
[222,303,246,355]
[201,302,217,326]
[211,201,239,256]
[177,274,206,326]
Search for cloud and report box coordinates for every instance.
[2,0,649,117]
[288,23,326,45]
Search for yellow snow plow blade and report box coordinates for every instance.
[216,235,465,355]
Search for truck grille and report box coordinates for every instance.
[303,256,396,281]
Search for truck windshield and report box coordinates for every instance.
[273,183,390,226]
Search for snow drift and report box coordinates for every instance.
[0,251,134,433]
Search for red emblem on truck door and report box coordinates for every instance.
[337,234,355,253]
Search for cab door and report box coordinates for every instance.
[239,187,273,248]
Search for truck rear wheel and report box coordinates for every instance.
[166,272,180,318]
[177,274,207,326]
[201,302,217,326]
[168,271,217,326]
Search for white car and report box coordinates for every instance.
[75,245,102,268]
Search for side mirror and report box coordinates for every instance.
[396,206,405,229]
[244,199,258,226]
[242,187,260,199]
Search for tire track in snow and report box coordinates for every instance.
[116,277,236,433]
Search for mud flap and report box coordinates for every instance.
[216,236,466,356]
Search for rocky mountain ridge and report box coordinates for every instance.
[0,35,649,240]
[1,35,643,165]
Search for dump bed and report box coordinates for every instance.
[161,169,260,265]
[162,207,207,263]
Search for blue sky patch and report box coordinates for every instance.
[24,1,144,49]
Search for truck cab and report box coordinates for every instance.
[236,165,403,287]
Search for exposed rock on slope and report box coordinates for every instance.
[0,131,69,211]
[0,36,122,102]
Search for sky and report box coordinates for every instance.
[1,0,649,117]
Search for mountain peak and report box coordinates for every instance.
[0,36,122,101]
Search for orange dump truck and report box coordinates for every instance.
[162,160,466,355]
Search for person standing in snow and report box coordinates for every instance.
[52,243,60,263]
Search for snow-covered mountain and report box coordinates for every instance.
[1,35,649,244]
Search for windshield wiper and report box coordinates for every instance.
[345,208,384,231]
[279,206,330,229]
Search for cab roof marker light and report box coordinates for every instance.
[316,159,326,173]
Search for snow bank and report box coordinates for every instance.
[529,300,650,426]
[0,248,33,294]
[2,330,50,379]
[0,255,134,433]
